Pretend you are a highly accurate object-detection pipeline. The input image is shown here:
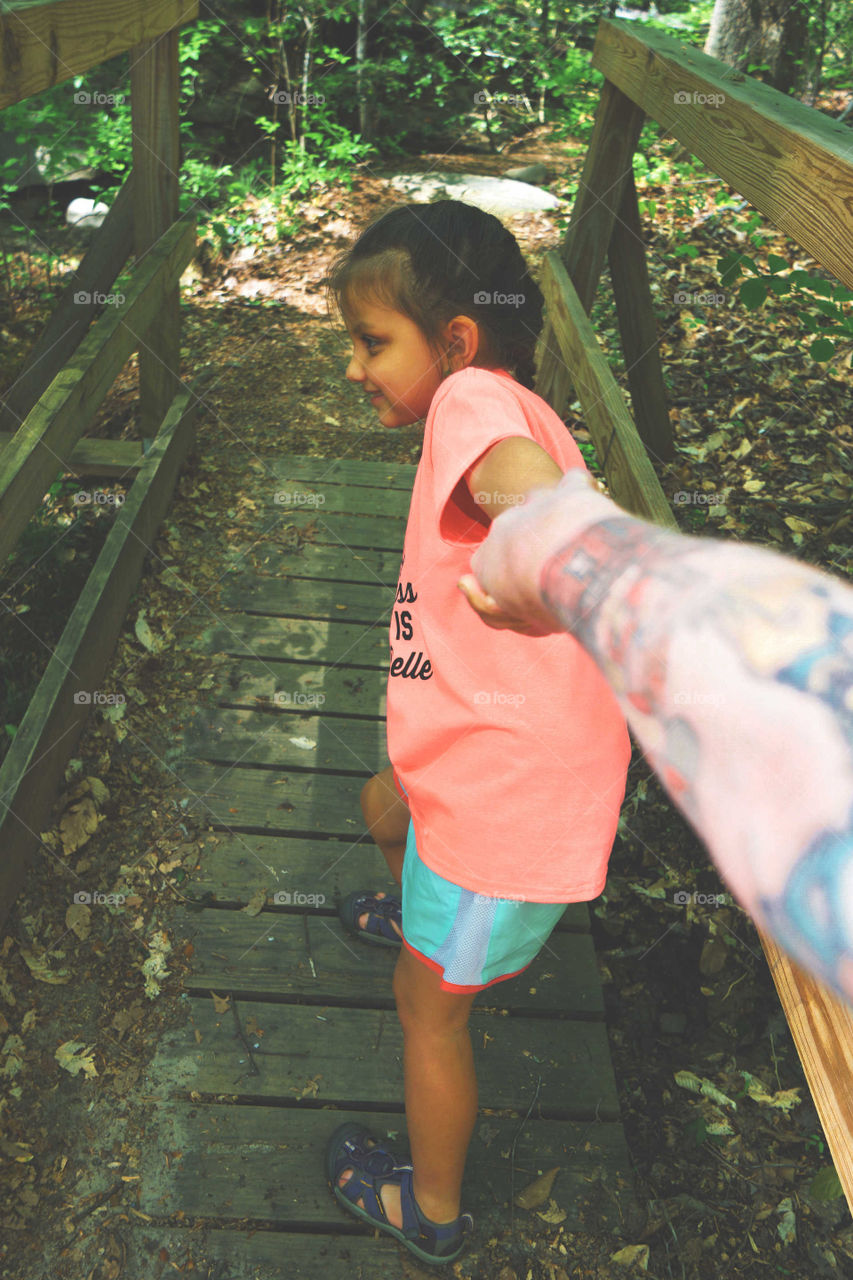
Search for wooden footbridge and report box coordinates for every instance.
[136,454,640,1276]
[3,2,853,1274]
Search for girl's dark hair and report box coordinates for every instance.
[327,200,544,389]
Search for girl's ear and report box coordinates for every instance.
[442,315,481,372]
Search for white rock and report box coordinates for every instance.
[389,172,560,215]
[65,197,110,228]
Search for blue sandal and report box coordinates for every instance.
[339,889,403,948]
[326,1122,473,1266]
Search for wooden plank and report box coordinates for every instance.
[270,455,417,491]
[184,832,592,933]
[189,668,387,731]
[176,909,603,1015]
[0,0,198,109]
[192,618,390,667]
[241,542,400,587]
[175,761,365,837]
[0,385,197,922]
[268,510,408,550]
[266,482,411,520]
[540,252,676,528]
[536,78,645,413]
[182,707,387,775]
[607,170,674,463]
[187,832,396,905]
[130,27,181,435]
[0,215,195,563]
[760,931,853,1216]
[154,1000,621,1118]
[136,1105,636,1232]
[592,17,853,290]
[0,433,145,477]
[131,1226,417,1280]
[220,574,391,624]
[0,176,134,438]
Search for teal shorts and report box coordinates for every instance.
[400,818,568,993]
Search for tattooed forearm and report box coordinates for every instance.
[469,471,853,1004]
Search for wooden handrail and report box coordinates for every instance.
[0,384,197,920]
[0,0,198,109]
[0,216,195,564]
[0,176,135,439]
[538,251,676,528]
[592,18,853,289]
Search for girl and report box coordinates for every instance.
[323,200,631,1266]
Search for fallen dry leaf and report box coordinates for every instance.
[514,1166,560,1209]
[536,1197,567,1224]
[55,1041,98,1079]
[241,887,267,917]
[65,903,91,941]
[611,1243,650,1269]
[19,946,70,985]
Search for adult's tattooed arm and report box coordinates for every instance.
[460,469,853,1006]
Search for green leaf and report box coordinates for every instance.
[739,277,768,309]
[809,1165,844,1202]
[766,254,789,273]
[809,337,835,361]
[717,253,743,286]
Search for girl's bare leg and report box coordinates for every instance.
[361,764,410,884]
[337,945,477,1228]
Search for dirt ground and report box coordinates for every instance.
[1,123,852,1279]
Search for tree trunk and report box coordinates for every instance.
[704,0,810,96]
[356,0,369,140]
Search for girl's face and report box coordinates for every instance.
[343,296,448,429]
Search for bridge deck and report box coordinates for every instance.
[138,455,640,1278]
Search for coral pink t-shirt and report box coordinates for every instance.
[386,367,630,902]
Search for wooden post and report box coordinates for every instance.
[607,171,674,462]
[130,28,182,436]
[537,79,645,413]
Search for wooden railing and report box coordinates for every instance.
[0,0,199,919]
[536,16,853,1216]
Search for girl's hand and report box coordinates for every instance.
[456,575,555,636]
